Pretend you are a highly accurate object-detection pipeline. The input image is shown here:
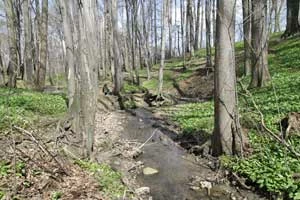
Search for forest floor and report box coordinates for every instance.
[123,33,300,199]
[0,33,299,199]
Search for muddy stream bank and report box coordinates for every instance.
[95,107,265,200]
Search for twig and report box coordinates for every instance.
[238,81,300,158]
[138,129,158,149]
[12,125,70,175]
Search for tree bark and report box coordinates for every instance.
[194,0,201,50]
[23,0,34,82]
[250,0,271,88]
[158,0,168,97]
[0,42,5,86]
[5,0,18,88]
[112,0,123,95]
[242,0,252,76]
[205,0,212,69]
[282,0,300,37]
[36,0,48,90]
[213,0,244,156]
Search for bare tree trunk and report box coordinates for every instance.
[212,0,216,47]
[158,0,168,97]
[205,0,212,69]
[282,0,300,37]
[242,0,252,76]
[168,0,173,58]
[5,0,18,88]
[125,0,134,83]
[188,0,194,56]
[213,0,244,156]
[200,1,204,48]
[274,0,284,32]
[23,0,34,82]
[36,0,48,90]
[154,0,158,64]
[78,0,99,157]
[58,0,80,136]
[112,0,123,95]
[250,0,271,88]
[132,0,140,85]
[181,0,186,69]
[141,0,151,80]
[0,42,5,86]
[194,0,201,50]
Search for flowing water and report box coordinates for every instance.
[119,108,265,200]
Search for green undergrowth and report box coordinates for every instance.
[75,160,127,198]
[164,35,300,198]
[0,87,67,131]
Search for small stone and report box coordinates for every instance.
[135,187,150,196]
[143,167,159,175]
[190,186,201,191]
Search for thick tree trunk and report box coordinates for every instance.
[213,0,244,156]
[242,0,252,76]
[250,0,271,88]
[205,0,212,69]
[23,0,34,82]
[158,0,168,97]
[78,0,99,157]
[36,0,48,90]
[282,0,300,37]
[58,0,80,140]
[5,0,18,88]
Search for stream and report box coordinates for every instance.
[118,108,265,200]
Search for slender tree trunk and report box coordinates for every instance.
[125,0,134,83]
[112,0,123,95]
[205,0,212,69]
[5,0,18,88]
[36,0,48,90]
[242,0,252,76]
[181,0,186,69]
[23,0,34,82]
[168,0,173,58]
[0,42,5,86]
[212,0,216,47]
[194,0,201,50]
[200,1,204,48]
[250,0,271,88]
[274,0,284,32]
[189,0,195,56]
[132,0,140,85]
[282,0,300,37]
[213,0,244,156]
[154,0,158,64]
[158,0,168,97]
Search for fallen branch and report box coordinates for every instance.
[13,126,70,175]
[138,129,158,149]
[238,81,300,158]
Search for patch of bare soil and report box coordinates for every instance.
[93,110,150,199]
[0,125,107,200]
[178,72,214,99]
